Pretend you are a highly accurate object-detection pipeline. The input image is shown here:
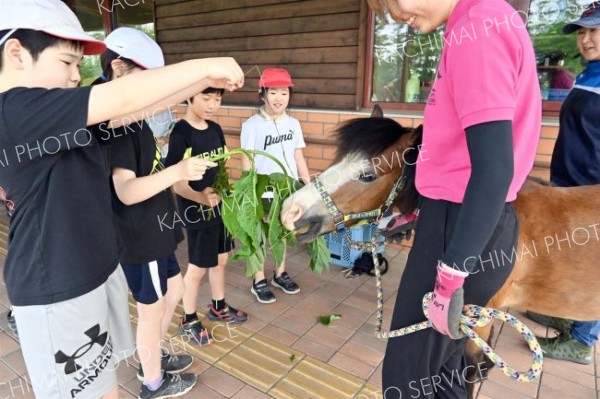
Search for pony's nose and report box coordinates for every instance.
[280,197,304,231]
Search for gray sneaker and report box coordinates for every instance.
[137,351,193,381]
[139,372,197,399]
[271,272,300,294]
[251,279,276,303]
[537,332,593,365]
[526,311,573,334]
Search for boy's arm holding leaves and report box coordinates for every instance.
[166,127,220,206]
[112,158,214,206]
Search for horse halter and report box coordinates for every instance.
[312,168,408,231]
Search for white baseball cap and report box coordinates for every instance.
[104,27,164,69]
[0,0,106,55]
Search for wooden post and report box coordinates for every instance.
[98,0,115,35]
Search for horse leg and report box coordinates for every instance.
[465,324,495,399]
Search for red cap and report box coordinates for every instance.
[258,68,294,89]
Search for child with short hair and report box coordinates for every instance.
[0,1,243,398]
[166,88,248,346]
[241,68,310,303]
[98,27,217,398]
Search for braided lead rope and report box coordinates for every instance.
[343,225,543,383]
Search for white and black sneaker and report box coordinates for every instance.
[6,310,18,338]
[271,272,300,294]
[251,279,276,303]
[137,351,193,381]
[139,372,197,399]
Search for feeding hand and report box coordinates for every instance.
[179,158,216,181]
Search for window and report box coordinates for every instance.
[365,1,592,115]
[62,0,106,86]
[115,1,155,38]
[369,14,442,106]
[527,0,592,102]
[62,1,156,85]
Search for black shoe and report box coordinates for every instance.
[6,310,17,338]
[137,350,193,381]
[251,279,276,303]
[178,318,213,346]
[271,272,300,294]
[139,372,197,399]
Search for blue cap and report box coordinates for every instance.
[564,2,600,33]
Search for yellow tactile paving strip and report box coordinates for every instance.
[0,219,8,257]
[270,357,365,399]
[129,298,382,399]
[0,216,381,399]
[217,335,305,392]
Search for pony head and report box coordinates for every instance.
[281,107,422,242]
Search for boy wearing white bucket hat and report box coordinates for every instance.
[0,1,244,398]
[97,27,215,398]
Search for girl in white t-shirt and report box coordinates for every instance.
[240,68,310,304]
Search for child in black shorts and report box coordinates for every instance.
[166,88,248,345]
[98,28,221,398]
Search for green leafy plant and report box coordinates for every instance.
[208,149,330,276]
[202,159,234,221]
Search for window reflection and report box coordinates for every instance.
[371,14,443,104]
[528,0,592,100]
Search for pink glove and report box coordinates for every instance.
[429,262,468,339]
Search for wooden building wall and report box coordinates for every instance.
[154,0,366,110]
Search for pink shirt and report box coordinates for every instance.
[416,0,541,203]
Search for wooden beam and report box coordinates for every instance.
[157,0,359,30]
[160,30,358,55]
[98,0,114,35]
[355,0,369,111]
[158,13,359,42]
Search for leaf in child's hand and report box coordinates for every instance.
[317,314,342,326]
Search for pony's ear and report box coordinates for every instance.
[371,104,384,118]
[411,124,424,147]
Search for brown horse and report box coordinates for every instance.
[280,112,600,394]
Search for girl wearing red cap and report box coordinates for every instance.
[241,68,310,303]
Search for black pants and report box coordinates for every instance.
[382,197,518,399]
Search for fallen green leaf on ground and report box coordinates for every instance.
[317,314,342,326]
[289,354,296,362]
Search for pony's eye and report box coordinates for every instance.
[359,173,377,182]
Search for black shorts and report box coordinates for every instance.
[187,223,233,268]
[121,253,181,305]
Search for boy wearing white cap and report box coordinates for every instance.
[0,1,243,398]
[97,28,213,398]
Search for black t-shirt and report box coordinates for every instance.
[0,87,120,306]
[165,120,227,228]
[108,121,183,263]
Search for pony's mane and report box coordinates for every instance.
[395,125,422,214]
[334,117,410,159]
